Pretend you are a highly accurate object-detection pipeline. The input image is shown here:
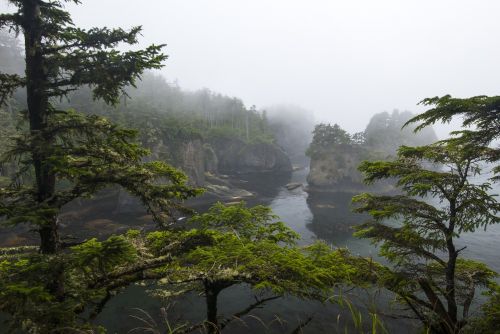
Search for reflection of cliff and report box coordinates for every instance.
[306,191,368,241]
[307,111,438,192]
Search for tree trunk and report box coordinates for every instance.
[23,0,59,254]
[204,281,221,334]
[39,219,60,254]
[444,201,459,333]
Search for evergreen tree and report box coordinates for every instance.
[140,202,369,334]
[403,94,500,333]
[0,0,199,254]
[353,139,500,333]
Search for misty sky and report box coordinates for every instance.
[2,0,500,136]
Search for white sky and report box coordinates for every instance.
[2,0,500,137]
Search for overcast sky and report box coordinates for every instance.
[2,0,500,136]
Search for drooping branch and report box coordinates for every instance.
[0,13,21,28]
[0,73,25,105]
[43,26,143,54]
[47,45,167,104]
[354,222,447,266]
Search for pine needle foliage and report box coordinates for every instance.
[0,0,201,254]
[139,202,373,334]
[353,136,500,333]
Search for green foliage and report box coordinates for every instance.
[188,201,299,244]
[306,123,353,158]
[407,95,500,181]
[0,107,17,177]
[0,227,223,332]
[0,109,202,227]
[0,238,138,332]
[465,282,500,334]
[71,235,137,272]
[0,0,202,254]
[0,0,206,331]
[398,94,500,333]
[353,133,500,333]
[138,202,373,333]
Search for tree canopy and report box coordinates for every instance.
[407,95,500,180]
[353,100,500,333]
[0,0,201,255]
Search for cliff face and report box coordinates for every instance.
[169,137,293,206]
[178,139,206,186]
[210,138,292,174]
[148,135,293,187]
[307,147,365,192]
[147,137,206,186]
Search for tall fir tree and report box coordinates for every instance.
[353,138,500,333]
[0,0,200,254]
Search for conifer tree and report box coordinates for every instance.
[353,138,500,333]
[401,95,500,333]
[140,202,369,334]
[0,0,199,254]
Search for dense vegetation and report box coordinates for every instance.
[1,1,500,334]
[0,1,367,333]
[306,123,362,159]
[64,75,276,149]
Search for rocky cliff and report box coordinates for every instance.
[56,134,293,220]
[209,137,292,174]
[307,146,366,192]
[147,134,293,187]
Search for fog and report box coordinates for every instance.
[2,0,499,137]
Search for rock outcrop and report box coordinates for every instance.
[307,146,366,192]
[150,135,292,187]
[306,111,438,193]
[178,139,206,186]
[210,138,292,174]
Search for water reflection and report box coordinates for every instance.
[306,191,362,241]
